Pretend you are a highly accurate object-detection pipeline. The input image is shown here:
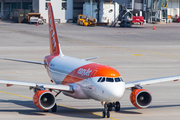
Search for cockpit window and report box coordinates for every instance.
[97,77,102,82]
[114,77,124,82]
[115,77,120,82]
[97,77,123,82]
[106,78,114,82]
[101,77,105,82]
[120,77,124,82]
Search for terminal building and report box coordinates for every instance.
[0,0,179,23]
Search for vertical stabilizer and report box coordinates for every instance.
[47,3,63,56]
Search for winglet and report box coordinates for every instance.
[47,3,63,56]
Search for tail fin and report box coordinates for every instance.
[47,3,63,56]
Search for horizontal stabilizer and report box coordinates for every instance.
[83,56,99,61]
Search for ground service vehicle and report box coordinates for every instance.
[77,14,97,26]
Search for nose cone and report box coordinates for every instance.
[108,82,125,101]
[98,82,125,102]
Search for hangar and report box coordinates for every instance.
[32,0,120,23]
[0,0,179,23]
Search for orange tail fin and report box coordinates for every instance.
[47,3,62,56]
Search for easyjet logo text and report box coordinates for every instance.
[77,68,92,77]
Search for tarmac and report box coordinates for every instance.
[0,21,180,120]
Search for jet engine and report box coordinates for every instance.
[33,90,55,110]
[130,89,152,108]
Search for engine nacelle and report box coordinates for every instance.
[130,89,152,109]
[33,90,55,110]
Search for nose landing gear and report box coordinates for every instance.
[102,101,120,118]
[102,103,110,118]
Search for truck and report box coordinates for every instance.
[28,13,44,24]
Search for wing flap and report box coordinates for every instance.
[0,79,73,92]
[125,75,180,89]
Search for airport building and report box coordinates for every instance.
[0,0,179,23]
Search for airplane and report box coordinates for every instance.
[0,3,180,118]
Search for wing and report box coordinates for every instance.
[0,79,73,92]
[125,75,180,89]
[0,58,45,65]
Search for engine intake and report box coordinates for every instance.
[130,89,152,109]
[33,90,55,110]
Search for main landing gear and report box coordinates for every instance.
[43,89,60,113]
[44,103,57,112]
[51,103,57,112]
[102,101,120,118]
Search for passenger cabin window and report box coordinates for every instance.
[106,78,114,82]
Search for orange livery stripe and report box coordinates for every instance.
[61,63,121,85]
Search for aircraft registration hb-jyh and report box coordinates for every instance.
[0,3,180,118]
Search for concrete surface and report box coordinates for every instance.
[0,21,180,120]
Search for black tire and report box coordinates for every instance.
[51,103,57,112]
[107,111,110,118]
[44,110,49,112]
[115,101,120,112]
[102,111,105,118]
[107,103,113,111]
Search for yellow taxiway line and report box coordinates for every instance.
[0,90,119,120]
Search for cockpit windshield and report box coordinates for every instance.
[115,77,120,82]
[101,77,105,82]
[106,78,114,82]
[97,77,102,82]
[97,77,123,82]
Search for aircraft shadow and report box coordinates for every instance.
[0,100,180,118]
[0,100,101,119]
[121,104,180,111]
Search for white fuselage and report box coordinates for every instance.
[46,55,125,102]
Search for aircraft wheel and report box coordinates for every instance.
[102,102,111,118]
[107,111,110,118]
[102,111,106,118]
[107,103,113,111]
[51,103,57,112]
[115,101,120,112]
